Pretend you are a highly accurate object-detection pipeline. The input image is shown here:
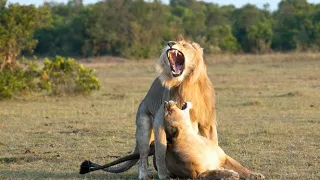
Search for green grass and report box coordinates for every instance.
[0,53,319,179]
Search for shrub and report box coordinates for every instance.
[0,59,43,99]
[0,66,26,99]
[42,56,101,95]
[0,56,101,100]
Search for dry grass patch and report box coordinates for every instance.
[0,53,319,179]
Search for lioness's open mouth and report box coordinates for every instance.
[181,102,188,110]
[167,49,185,77]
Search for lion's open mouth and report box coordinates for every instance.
[167,49,185,77]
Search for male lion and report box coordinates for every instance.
[79,101,265,180]
[104,39,217,179]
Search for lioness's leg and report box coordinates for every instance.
[136,110,152,180]
[153,107,170,179]
[223,155,265,180]
[199,169,240,180]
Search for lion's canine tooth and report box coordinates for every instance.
[175,50,178,56]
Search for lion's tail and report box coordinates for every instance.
[102,145,139,173]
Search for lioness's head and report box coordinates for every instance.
[157,38,205,87]
[164,100,193,138]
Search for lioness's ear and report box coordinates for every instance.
[171,126,178,137]
[164,101,171,115]
[169,125,178,138]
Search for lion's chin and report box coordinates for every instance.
[166,49,185,77]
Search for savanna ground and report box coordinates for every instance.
[0,53,319,180]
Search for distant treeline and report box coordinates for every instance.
[20,0,320,58]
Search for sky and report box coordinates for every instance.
[6,0,320,11]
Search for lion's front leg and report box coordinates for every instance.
[153,107,170,179]
[199,124,218,143]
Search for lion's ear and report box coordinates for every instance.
[176,35,184,42]
[191,42,203,54]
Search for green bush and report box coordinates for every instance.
[0,66,26,99]
[42,56,101,95]
[0,56,101,100]
[0,60,43,99]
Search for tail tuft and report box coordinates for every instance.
[80,160,92,174]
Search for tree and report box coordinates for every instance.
[204,4,238,52]
[170,0,207,41]
[247,21,273,53]
[0,2,51,70]
[28,0,320,57]
[206,25,239,52]
[272,0,317,51]
[232,4,273,52]
[34,1,88,57]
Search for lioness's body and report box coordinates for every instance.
[166,127,225,178]
[164,101,264,179]
[104,39,217,179]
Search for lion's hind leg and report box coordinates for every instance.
[136,110,153,180]
[198,169,240,180]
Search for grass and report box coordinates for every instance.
[0,53,319,179]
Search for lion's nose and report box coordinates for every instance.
[168,41,176,48]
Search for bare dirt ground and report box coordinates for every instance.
[0,53,319,179]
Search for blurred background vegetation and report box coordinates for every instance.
[2,0,320,60]
[1,0,320,99]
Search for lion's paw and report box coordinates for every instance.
[248,172,265,180]
[147,168,155,179]
[139,169,153,180]
[158,171,171,180]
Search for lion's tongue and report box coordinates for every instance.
[175,64,183,73]
[169,50,183,74]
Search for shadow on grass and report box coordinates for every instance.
[1,170,138,179]
[275,91,303,97]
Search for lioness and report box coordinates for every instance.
[164,101,265,179]
[79,101,265,180]
[103,38,217,179]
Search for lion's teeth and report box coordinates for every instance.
[175,50,178,56]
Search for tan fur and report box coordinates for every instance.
[164,101,265,180]
[103,39,218,180]
[152,39,217,179]
[94,101,264,179]
[157,39,217,140]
